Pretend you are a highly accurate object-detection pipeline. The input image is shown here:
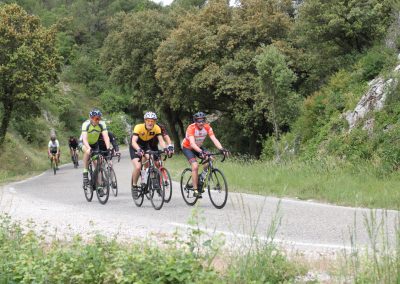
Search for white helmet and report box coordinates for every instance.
[144,111,157,120]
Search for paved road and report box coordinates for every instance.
[1,151,398,253]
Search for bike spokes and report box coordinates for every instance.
[208,169,228,209]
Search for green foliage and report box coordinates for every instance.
[293,0,394,93]
[354,46,396,81]
[107,112,131,144]
[0,3,60,145]
[255,45,299,144]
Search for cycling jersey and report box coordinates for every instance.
[68,138,78,149]
[81,120,108,145]
[48,140,60,153]
[182,123,214,149]
[132,123,162,146]
[149,123,169,149]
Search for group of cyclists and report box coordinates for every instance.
[48,108,229,199]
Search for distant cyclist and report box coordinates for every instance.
[68,136,79,164]
[182,112,229,198]
[130,112,167,196]
[48,134,60,170]
[81,109,111,186]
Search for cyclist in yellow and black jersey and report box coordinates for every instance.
[130,112,167,195]
[81,109,110,186]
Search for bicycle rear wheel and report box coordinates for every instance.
[180,168,198,206]
[110,167,118,197]
[207,168,228,209]
[149,168,165,210]
[160,167,172,203]
[96,163,110,205]
[83,164,94,202]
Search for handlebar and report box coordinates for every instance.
[199,152,227,164]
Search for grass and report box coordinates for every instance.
[164,154,400,210]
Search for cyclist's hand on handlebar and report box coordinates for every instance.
[136,148,144,158]
[220,148,230,157]
[199,150,207,160]
[167,144,174,153]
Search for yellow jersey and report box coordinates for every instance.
[132,123,162,145]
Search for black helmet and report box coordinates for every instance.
[193,112,206,121]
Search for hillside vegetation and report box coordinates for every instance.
[0,0,399,179]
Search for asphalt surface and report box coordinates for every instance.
[1,150,398,254]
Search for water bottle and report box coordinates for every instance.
[198,169,207,190]
[141,169,148,184]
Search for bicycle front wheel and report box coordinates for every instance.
[52,158,57,175]
[132,176,144,207]
[96,163,110,205]
[160,167,172,203]
[110,167,118,197]
[83,164,94,202]
[149,168,165,210]
[180,168,198,206]
[207,168,228,209]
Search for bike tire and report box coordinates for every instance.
[96,163,110,205]
[84,164,94,202]
[132,176,144,207]
[207,168,228,209]
[149,168,165,210]
[180,168,198,206]
[110,167,118,197]
[161,167,172,203]
[53,158,57,175]
[73,153,78,168]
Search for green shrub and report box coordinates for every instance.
[107,112,131,145]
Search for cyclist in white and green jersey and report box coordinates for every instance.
[81,109,111,186]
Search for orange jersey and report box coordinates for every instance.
[182,123,214,149]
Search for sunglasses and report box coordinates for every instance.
[145,119,156,123]
[195,119,205,123]
[92,116,101,122]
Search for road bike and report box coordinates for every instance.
[83,149,111,205]
[106,151,121,197]
[49,153,58,175]
[180,152,228,209]
[131,150,167,210]
[71,148,79,168]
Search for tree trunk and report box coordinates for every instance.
[177,117,185,139]
[163,106,182,153]
[0,100,13,147]
[271,103,280,161]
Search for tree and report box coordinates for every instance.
[293,0,393,93]
[156,0,293,155]
[255,45,299,160]
[0,4,60,146]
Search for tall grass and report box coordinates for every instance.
[339,211,400,283]
[165,154,400,209]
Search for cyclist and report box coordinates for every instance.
[68,136,79,165]
[130,112,167,196]
[182,111,229,198]
[48,134,60,169]
[99,130,120,160]
[149,122,174,155]
[81,109,111,186]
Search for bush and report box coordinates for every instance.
[107,112,131,145]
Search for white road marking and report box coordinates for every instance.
[170,222,352,250]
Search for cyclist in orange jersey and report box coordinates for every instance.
[181,112,229,198]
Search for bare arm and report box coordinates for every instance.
[102,131,110,149]
[163,134,172,146]
[157,135,166,149]
[131,135,141,151]
[82,132,90,150]
[209,135,223,150]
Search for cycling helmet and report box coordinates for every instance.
[193,112,206,121]
[89,108,102,118]
[144,111,157,120]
